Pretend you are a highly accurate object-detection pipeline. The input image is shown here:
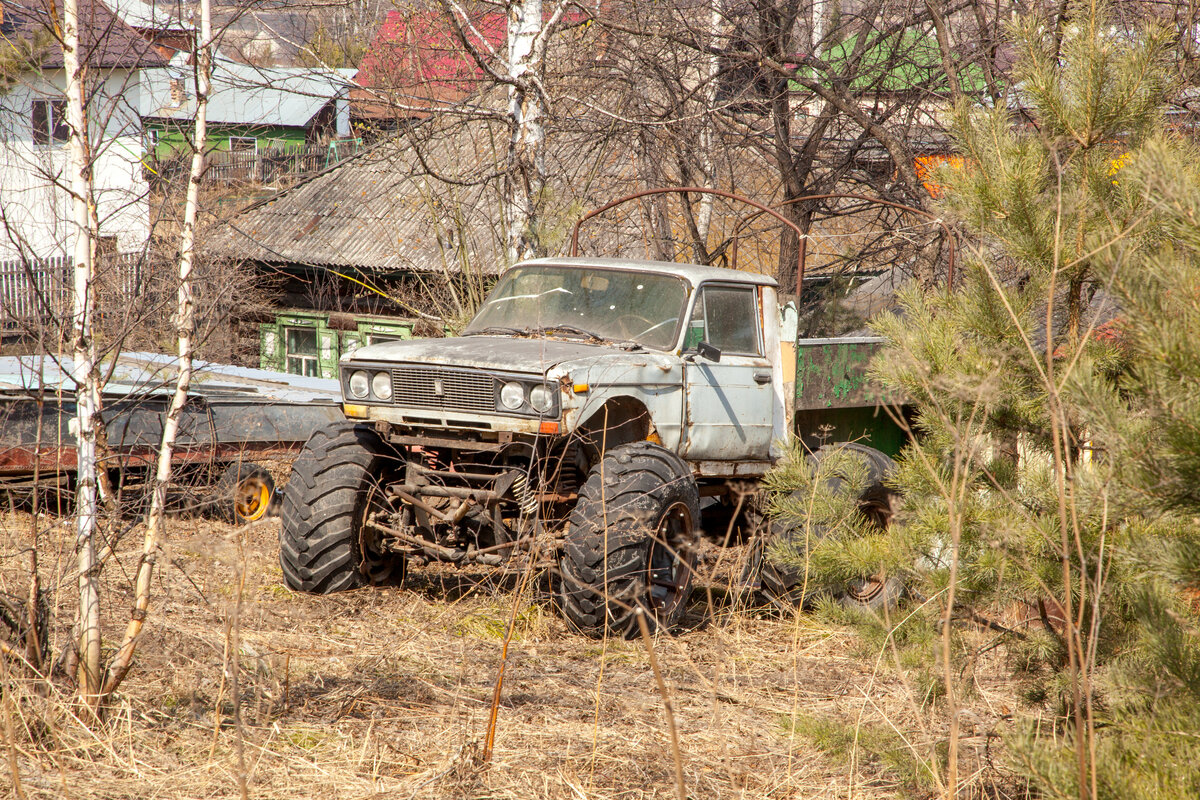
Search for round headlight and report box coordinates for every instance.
[529,384,554,414]
[348,370,370,399]
[371,371,392,400]
[500,381,526,410]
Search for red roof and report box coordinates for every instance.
[352,10,507,119]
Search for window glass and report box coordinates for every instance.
[229,136,257,153]
[686,285,760,355]
[465,265,688,350]
[285,327,319,376]
[32,99,68,145]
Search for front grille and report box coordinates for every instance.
[391,366,495,414]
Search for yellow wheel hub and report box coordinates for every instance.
[235,479,271,522]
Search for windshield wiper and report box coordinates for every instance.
[463,326,529,337]
[537,324,606,342]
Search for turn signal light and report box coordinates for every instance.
[572,383,589,394]
[539,420,560,435]
[343,403,369,418]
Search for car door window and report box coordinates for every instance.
[685,286,760,355]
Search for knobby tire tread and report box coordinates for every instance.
[559,441,699,638]
[760,443,897,607]
[279,422,399,594]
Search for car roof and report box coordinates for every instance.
[515,257,778,288]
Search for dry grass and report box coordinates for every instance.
[0,510,1025,799]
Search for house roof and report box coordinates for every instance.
[203,127,508,274]
[140,58,356,127]
[352,9,506,119]
[351,7,594,120]
[202,111,652,276]
[1,0,169,69]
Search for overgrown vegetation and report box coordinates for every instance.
[765,2,1200,797]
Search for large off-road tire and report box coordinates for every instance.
[280,423,404,594]
[759,443,900,610]
[560,441,700,638]
[209,461,276,524]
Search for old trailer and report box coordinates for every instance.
[0,352,344,521]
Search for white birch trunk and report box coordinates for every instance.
[695,1,722,244]
[61,0,102,706]
[503,0,546,265]
[103,0,212,699]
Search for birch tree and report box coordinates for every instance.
[59,0,104,707]
[102,0,211,700]
[436,0,574,264]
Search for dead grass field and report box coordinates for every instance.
[1,510,1026,799]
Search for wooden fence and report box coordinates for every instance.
[146,141,358,189]
[0,253,145,332]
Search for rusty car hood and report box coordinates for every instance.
[350,335,632,374]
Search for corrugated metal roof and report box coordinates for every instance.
[0,351,340,403]
[140,59,356,127]
[203,121,514,274]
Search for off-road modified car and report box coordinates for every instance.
[279,191,929,637]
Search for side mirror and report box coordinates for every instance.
[696,340,722,363]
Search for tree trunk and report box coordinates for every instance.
[504,0,547,265]
[61,0,102,709]
[103,0,212,700]
[694,0,723,246]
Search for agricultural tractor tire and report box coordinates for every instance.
[210,462,276,524]
[559,441,700,638]
[280,423,404,594]
[759,443,902,611]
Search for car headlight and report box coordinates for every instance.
[500,381,526,410]
[529,384,555,414]
[348,370,370,399]
[371,371,392,400]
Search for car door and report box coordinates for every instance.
[679,283,775,462]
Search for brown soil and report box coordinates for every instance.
[0,510,1022,799]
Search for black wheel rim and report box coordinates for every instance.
[646,501,695,618]
[358,481,396,584]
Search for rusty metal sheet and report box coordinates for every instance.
[794,337,896,411]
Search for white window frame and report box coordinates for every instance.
[284,326,320,376]
[228,136,258,154]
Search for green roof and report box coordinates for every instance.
[795,29,987,94]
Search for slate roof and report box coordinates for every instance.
[203,115,644,276]
[203,127,507,274]
[1,0,169,69]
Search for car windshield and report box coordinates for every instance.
[463,265,689,351]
